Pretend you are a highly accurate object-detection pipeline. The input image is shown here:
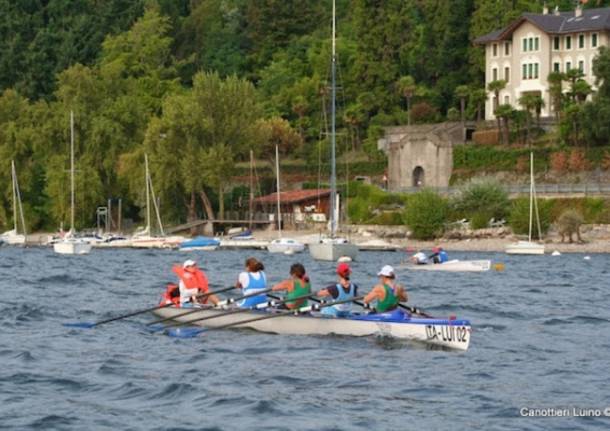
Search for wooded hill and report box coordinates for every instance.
[1,0,609,230]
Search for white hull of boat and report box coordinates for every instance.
[1,230,26,245]
[309,242,359,261]
[153,307,471,351]
[219,239,269,250]
[267,239,306,254]
[53,240,92,255]
[179,245,219,251]
[505,241,545,255]
[406,259,491,272]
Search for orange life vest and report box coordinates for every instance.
[172,265,209,303]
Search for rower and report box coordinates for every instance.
[317,263,357,317]
[429,246,448,264]
[235,257,268,308]
[173,259,219,307]
[363,265,407,313]
[410,251,428,265]
[271,263,311,309]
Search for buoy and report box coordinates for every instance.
[584,255,591,260]
[337,256,352,263]
[551,250,561,256]
[493,263,505,272]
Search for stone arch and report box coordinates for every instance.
[413,166,425,187]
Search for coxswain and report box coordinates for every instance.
[428,246,448,264]
[173,259,219,306]
[271,263,311,309]
[362,265,407,313]
[236,257,268,308]
[317,263,358,317]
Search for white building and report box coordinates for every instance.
[474,5,610,120]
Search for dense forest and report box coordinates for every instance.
[1,0,609,231]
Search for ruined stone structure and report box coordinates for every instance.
[377,122,464,192]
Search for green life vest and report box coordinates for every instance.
[376,283,398,312]
[286,278,311,308]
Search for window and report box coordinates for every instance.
[566,36,572,50]
[553,36,560,50]
[534,37,539,51]
[566,61,572,71]
[528,37,534,51]
[579,34,585,49]
[592,33,598,48]
[493,68,498,81]
[534,63,539,79]
[522,64,527,79]
[492,43,498,57]
[505,67,510,82]
[523,38,528,52]
[528,63,533,79]
[504,42,510,56]
[579,60,585,74]
[553,62,561,72]
[504,95,510,104]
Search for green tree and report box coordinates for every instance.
[452,180,510,229]
[547,71,564,121]
[403,189,449,239]
[455,85,470,123]
[397,75,417,125]
[494,103,513,145]
[487,79,506,143]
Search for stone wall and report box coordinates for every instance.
[378,122,464,192]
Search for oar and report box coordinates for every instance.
[63,285,237,329]
[397,303,432,318]
[166,292,314,330]
[147,287,274,328]
[170,295,367,338]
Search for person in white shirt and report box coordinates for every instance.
[235,257,268,308]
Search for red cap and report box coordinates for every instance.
[432,246,441,253]
[336,263,351,277]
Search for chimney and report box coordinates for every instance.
[543,2,549,15]
[554,6,560,16]
[575,3,583,18]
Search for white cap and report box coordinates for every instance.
[377,265,395,277]
[183,259,197,268]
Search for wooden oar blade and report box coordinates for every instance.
[167,327,205,338]
[63,322,96,329]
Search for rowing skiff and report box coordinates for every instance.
[152,307,471,351]
[404,259,491,272]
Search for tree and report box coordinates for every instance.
[487,79,507,143]
[403,189,449,240]
[518,94,544,146]
[469,88,487,122]
[455,85,470,123]
[557,209,584,243]
[547,71,565,121]
[494,103,513,145]
[397,75,417,125]
[564,68,585,103]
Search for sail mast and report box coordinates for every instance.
[70,111,75,232]
[275,145,282,237]
[11,160,17,232]
[249,150,254,229]
[144,153,151,233]
[330,0,337,238]
[528,152,533,242]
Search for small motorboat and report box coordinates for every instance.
[404,259,491,272]
[179,236,220,251]
[267,237,305,254]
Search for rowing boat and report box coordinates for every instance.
[152,306,471,351]
[404,259,491,272]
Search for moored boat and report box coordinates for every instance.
[179,236,220,251]
[267,237,306,254]
[152,306,471,351]
[405,259,491,272]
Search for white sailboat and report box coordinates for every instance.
[54,111,92,255]
[506,152,545,255]
[267,145,305,254]
[1,160,27,245]
[309,0,358,261]
[130,154,184,248]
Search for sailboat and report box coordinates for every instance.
[309,0,358,261]
[506,152,545,255]
[130,154,184,248]
[267,145,305,254]
[1,160,27,245]
[53,111,93,255]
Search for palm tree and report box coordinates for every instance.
[397,75,417,126]
[470,88,487,122]
[495,104,514,145]
[547,71,564,121]
[487,80,507,143]
[518,94,545,147]
[455,85,470,124]
[573,79,592,103]
[564,69,585,103]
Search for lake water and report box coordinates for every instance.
[0,246,609,430]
